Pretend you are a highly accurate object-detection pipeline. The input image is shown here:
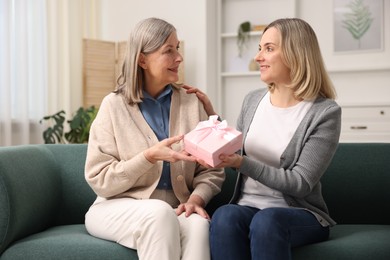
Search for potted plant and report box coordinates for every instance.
[237,21,251,57]
[40,106,98,144]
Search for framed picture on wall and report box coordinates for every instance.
[327,0,390,71]
[333,0,384,53]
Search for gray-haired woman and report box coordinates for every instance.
[84,17,224,260]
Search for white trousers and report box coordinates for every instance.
[85,192,210,260]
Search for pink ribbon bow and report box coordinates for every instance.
[192,115,233,144]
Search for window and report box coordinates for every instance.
[0,0,47,146]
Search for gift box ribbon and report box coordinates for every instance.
[192,115,236,144]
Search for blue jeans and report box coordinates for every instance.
[209,204,329,260]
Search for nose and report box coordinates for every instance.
[254,49,262,62]
[176,51,183,63]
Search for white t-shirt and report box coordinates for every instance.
[238,92,313,209]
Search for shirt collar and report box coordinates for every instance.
[142,84,173,101]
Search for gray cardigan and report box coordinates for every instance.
[231,88,341,226]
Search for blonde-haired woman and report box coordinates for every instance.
[187,18,341,260]
[84,17,224,260]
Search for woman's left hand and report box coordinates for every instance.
[175,195,210,220]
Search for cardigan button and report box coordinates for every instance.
[177,175,184,182]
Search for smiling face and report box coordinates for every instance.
[254,27,291,87]
[139,32,182,96]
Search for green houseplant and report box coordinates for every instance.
[40,106,98,144]
[237,21,251,57]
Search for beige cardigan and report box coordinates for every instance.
[85,86,225,206]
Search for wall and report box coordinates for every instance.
[298,0,390,107]
[96,0,390,127]
[97,0,216,100]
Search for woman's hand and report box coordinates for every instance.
[182,85,218,117]
[218,153,243,168]
[143,135,196,164]
[175,194,210,220]
[196,153,243,169]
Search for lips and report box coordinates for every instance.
[260,65,269,71]
[169,67,179,73]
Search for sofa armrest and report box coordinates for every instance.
[0,145,61,254]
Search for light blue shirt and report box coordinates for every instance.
[139,85,172,189]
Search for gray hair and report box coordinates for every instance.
[115,17,176,104]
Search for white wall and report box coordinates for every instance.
[96,0,390,120]
[98,0,212,95]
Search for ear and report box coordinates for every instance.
[138,53,147,69]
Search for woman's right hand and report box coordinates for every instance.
[182,85,218,117]
[143,135,196,164]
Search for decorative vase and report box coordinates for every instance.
[248,59,259,71]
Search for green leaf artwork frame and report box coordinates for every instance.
[333,0,384,53]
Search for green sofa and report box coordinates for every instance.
[1,143,389,259]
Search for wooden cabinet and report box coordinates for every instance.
[340,104,390,142]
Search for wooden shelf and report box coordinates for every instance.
[221,31,262,38]
[221,71,260,77]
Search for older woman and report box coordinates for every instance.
[84,17,224,260]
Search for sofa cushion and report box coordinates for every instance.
[0,225,137,260]
[292,225,390,259]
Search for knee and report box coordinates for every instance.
[186,214,209,229]
[146,200,178,228]
[250,208,286,237]
[179,214,210,237]
[211,204,242,230]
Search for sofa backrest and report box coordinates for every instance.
[206,167,236,215]
[321,143,390,225]
[44,144,96,225]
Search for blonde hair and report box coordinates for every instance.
[115,17,177,104]
[263,18,336,100]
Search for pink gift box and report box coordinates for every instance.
[184,116,243,167]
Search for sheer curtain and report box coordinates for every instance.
[0,0,100,146]
[0,0,47,146]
